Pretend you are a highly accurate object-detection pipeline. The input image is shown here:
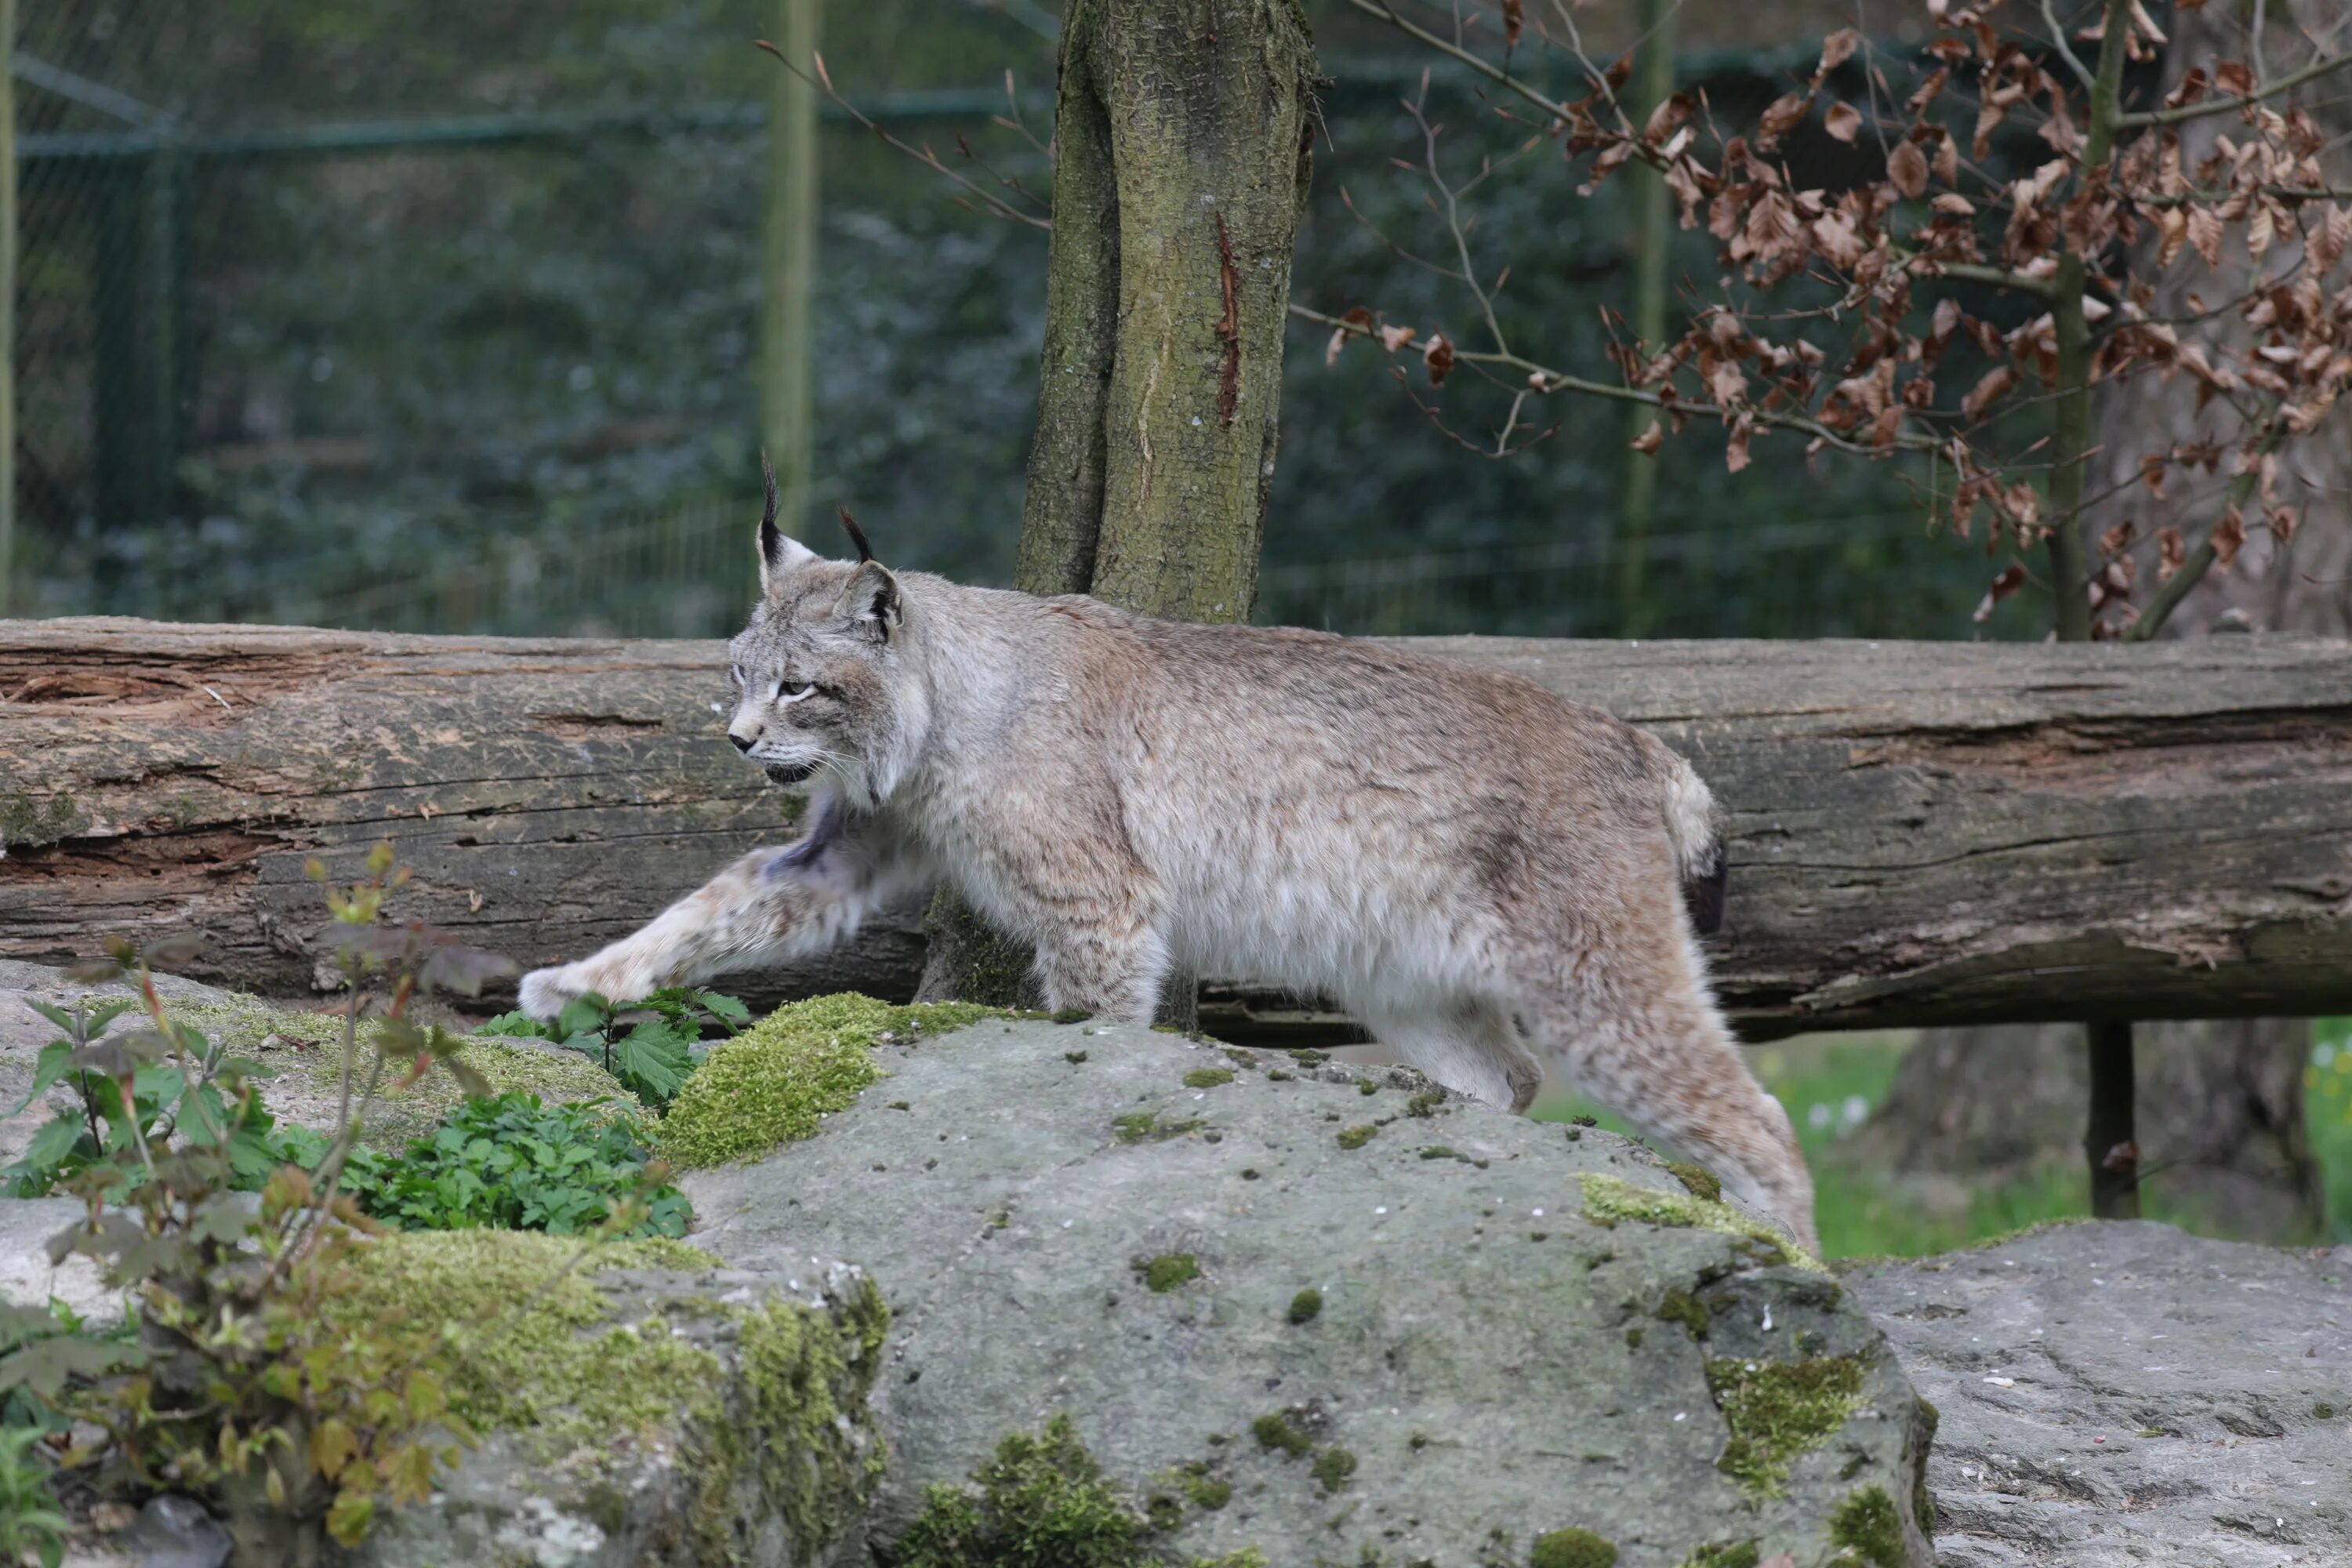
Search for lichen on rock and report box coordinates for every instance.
[655,993,998,1167]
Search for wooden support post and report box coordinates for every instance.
[2085,1021,2141,1218]
[759,0,821,538]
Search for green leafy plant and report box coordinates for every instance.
[0,844,652,1559]
[0,1425,69,1568]
[339,1093,691,1238]
[474,985,747,1109]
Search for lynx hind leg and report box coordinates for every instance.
[1358,999,1543,1114]
[1513,946,1818,1254]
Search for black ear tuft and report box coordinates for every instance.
[837,505,874,565]
[759,449,782,569]
[840,561,902,643]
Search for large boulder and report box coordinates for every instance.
[1845,1222,2352,1566]
[684,1012,1936,1568]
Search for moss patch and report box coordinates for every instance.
[1828,1486,1904,1568]
[898,1415,1138,1568]
[1530,1527,1617,1568]
[1664,1161,1722,1202]
[655,993,996,1167]
[1182,1067,1236,1088]
[1287,1288,1323,1325]
[1578,1174,1822,1272]
[1676,1544,1760,1568]
[1136,1254,1201,1293]
[1704,1356,1867,1498]
[1250,1412,1314,1457]
[169,995,626,1146]
[1335,1124,1377,1150]
[324,1230,720,1450]
[1308,1446,1356,1494]
[1656,1285,1712,1340]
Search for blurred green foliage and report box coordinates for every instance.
[20,1,2020,638]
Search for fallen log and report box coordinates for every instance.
[3,618,2347,1038]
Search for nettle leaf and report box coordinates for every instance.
[693,989,752,1029]
[609,1022,695,1107]
[10,1042,74,1116]
[557,996,611,1041]
[471,1011,554,1040]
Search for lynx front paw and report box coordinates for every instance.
[519,964,590,1023]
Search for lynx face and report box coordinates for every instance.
[724,491,920,804]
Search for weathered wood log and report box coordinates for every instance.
[4,618,2348,1038]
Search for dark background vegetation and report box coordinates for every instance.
[18,0,1987,639]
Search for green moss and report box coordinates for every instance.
[1066,1051,1091,1064]
[1251,1412,1313,1457]
[1664,1161,1722,1203]
[1406,1089,1446,1117]
[1624,1327,1644,1349]
[1184,1068,1236,1088]
[1419,1145,1462,1160]
[898,1415,1140,1568]
[1656,1285,1712,1340]
[655,994,996,1167]
[1578,1174,1823,1272]
[1113,1111,1207,1145]
[1676,1544,1759,1568]
[1287,1288,1323,1324]
[1828,1486,1904,1568]
[1136,1254,1200,1292]
[1051,1007,1095,1025]
[1704,1356,1867,1498]
[1336,1124,1377,1150]
[169,995,628,1147]
[1146,1494,1185,1532]
[1357,1080,1380,1096]
[1177,1465,1232,1510]
[1529,1527,1617,1568]
[1309,1446,1357,1494]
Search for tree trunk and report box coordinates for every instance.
[921,0,1321,1018]
[8,621,2350,1037]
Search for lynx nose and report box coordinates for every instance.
[728,731,757,753]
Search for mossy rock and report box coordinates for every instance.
[331,1230,888,1568]
[678,1017,1934,1566]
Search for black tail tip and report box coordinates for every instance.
[1682,851,1728,936]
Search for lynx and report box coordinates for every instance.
[521,471,1817,1249]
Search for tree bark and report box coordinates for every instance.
[7,620,2350,1038]
[924,0,1321,1018]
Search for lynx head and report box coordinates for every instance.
[724,454,927,804]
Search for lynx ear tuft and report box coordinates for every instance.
[838,560,902,643]
[757,450,817,598]
[837,505,875,565]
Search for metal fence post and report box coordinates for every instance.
[760,0,820,538]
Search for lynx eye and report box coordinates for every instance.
[728,664,745,688]
[775,679,815,702]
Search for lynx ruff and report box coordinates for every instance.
[519,478,1818,1250]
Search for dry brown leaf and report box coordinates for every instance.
[1501,0,1524,48]
[1973,563,2027,621]
[1890,140,1929,199]
[2247,203,2275,262]
[2187,205,2224,268]
[1423,332,1455,387]
[1378,324,1417,353]
[1824,101,1863,143]
[2212,505,2245,566]
[1629,421,1664,456]
[1818,28,1862,76]
[1962,363,2017,421]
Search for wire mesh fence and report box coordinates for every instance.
[9,1,2005,642]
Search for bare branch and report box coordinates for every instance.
[2115,48,2352,127]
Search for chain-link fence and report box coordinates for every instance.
[10,0,1994,641]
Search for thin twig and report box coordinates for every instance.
[2114,49,2352,127]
